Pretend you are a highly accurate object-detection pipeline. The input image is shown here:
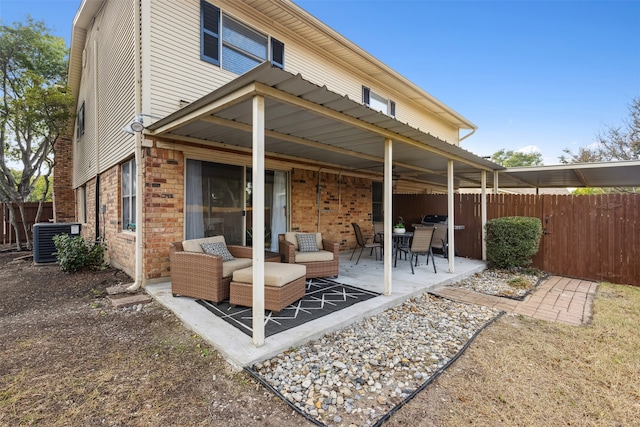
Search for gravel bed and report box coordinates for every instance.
[447,269,544,299]
[251,283,501,427]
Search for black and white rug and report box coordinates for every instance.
[196,277,380,337]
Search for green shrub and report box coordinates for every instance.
[485,216,542,269]
[53,234,105,272]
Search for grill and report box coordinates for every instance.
[421,214,448,226]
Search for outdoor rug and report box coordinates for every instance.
[196,277,380,337]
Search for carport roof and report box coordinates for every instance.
[481,160,640,189]
[147,63,502,189]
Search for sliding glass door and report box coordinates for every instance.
[185,159,288,249]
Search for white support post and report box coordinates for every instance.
[493,171,499,194]
[481,171,487,261]
[448,160,455,273]
[252,95,266,347]
[383,138,393,295]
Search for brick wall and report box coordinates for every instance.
[75,145,374,284]
[142,147,184,281]
[290,169,374,250]
[99,164,136,279]
[82,177,97,240]
[52,134,76,222]
[86,146,185,282]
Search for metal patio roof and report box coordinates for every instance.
[480,160,640,189]
[147,63,503,190]
[147,63,639,191]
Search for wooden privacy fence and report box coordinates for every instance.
[1,202,54,245]
[394,194,640,286]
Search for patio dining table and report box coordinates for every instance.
[376,231,413,266]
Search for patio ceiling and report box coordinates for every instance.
[147,63,502,189]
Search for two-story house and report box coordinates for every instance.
[55,0,500,292]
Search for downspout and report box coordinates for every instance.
[127,0,143,292]
[459,127,476,143]
[93,39,100,241]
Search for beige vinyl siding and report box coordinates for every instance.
[73,0,137,187]
[274,37,460,144]
[148,0,237,117]
[95,0,137,171]
[145,0,458,143]
[73,30,97,187]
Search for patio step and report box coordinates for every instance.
[107,293,152,309]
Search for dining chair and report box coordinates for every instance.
[430,225,448,258]
[350,222,382,265]
[398,226,436,274]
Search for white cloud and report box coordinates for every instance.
[517,145,541,154]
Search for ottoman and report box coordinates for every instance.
[229,263,306,312]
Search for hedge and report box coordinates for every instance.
[485,216,542,269]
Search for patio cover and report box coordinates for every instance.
[147,62,502,345]
[146,63,639,345]
[147,63,502,188]
[491,161,640,189]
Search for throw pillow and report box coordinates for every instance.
[296,233,319,252]
[201,242,235,261]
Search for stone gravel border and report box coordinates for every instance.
[248,287,503,427]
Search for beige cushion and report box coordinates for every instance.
[222,258,253,278]
[182,235,226,253]
[294,249,334,263]
[232,263,306,288]
[284,232,322,251]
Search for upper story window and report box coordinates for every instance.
[201,1,284,73]
[76,101,85,139]
[362,86,396,117]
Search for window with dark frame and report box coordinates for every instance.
[76,101,85,139]
[121,159,136,231]
[362,86,395,118]
[201,1,285,73]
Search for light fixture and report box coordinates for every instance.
[130,116,145,132]
[121,113,162,135]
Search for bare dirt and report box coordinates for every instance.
[2,247,638,427]
[0,248,300,426]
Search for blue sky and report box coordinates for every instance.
[2,0,639,165]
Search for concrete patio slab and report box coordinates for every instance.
[145,251,486,369]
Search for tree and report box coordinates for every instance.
[491,149,544,167]
[28,174,52,202]
[560,96,639,193]
[0,17,73,249]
